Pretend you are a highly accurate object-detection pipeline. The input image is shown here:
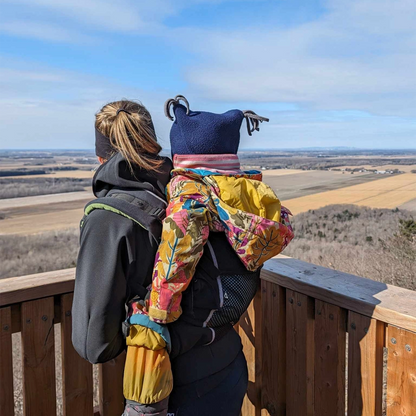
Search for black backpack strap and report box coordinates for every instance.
[107,192,166,221]
[82,189,167,242]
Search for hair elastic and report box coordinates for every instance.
[116,108,131,116]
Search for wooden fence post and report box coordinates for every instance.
[239,287,263,416]
[286,290,314,416]
[21,297,56,416]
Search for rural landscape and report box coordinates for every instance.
[1,148,415,415]
[1,148,415,282]
[2,0,415,414]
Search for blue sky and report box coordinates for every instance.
[0,0,415,151]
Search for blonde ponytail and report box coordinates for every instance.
[95,100,163,172]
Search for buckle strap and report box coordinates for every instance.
[109,193,166,220]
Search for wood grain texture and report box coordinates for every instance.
[348,311,384,416]
[99,351,126,416]
[0,307,14,416]
[0,268,75,307]
[314,300,346,416]
[386,326,416,415]
[239,287,263,416]
[286,290,314,416]
[21,297,56,416]
[262,256,416,333]
[60,293,93,416]
[261,281,286,416]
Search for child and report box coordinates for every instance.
[124,96,294,415]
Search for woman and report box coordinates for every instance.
[72,99,253,416]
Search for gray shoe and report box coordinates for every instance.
[122,398,169,416]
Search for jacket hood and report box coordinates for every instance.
[92,152,173,198]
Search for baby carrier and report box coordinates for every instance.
[82,187,167,243]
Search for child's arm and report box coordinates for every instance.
[148,178,211,324]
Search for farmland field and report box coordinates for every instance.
[283,172,416,215]
[0,149,415,237]
[400,197,416,212]
[0,197,92,235]
[338,164,416,173]
[0,191,92,210]
[262,169,382,200]
[1,167,415,236]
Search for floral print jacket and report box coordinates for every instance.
[147,167,294,324]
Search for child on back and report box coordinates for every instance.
[123,96,294,415]
[148,96,294,324]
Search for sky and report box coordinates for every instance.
[0,0,415,151]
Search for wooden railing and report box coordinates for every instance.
[238,256,416,416]
[0,269,125,416]
[1,257,416,415]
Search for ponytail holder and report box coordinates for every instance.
[117,108,131,116]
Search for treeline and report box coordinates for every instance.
[239,152,416,170]
[285,205,416,290]
[0,166,82,177]
[0,177,91,199]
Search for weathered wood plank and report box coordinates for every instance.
[286,290,314,416]
[261,281,286,416]
[239,287,263,416]
[11,303,21,333]
[262,257,416,333]
[21,297,56,416]
[0,268,75,307]
[348,311,384,416]
[99,351,126,416]
[11,300,63,334]
[60,293,93,416]
[386,326,416,415]
[0,307,14,416]
[314,300,346,416]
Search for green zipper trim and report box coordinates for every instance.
[84,203,147,230]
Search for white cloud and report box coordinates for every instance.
[0,0,147,32]
[0,59,414,150]
[0,0,265,39]
[0,0,415,148]
[179,0,416,117]
[237,110,416,149]
[0,21,93,43]
[0,61,173,149]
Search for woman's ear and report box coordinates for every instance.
[97,156,107,164]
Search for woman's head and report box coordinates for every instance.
[95,100,162,171]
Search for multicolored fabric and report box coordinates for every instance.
[146,166,294,324]
[123,301,173,406]
[123,344,173,405]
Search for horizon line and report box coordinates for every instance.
[1,147,416,152]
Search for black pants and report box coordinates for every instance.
[167,350,248,416]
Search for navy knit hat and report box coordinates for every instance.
[165,95,269,155]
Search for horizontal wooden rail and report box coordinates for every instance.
[1,257,416,415]
[0,268,75,307]
[238,256,416,416]
[262,256,416,333]
[0,269,124,416]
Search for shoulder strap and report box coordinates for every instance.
[106,192,165,221]
[82,188,167,242]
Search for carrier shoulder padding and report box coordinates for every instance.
[83,188,167,241]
